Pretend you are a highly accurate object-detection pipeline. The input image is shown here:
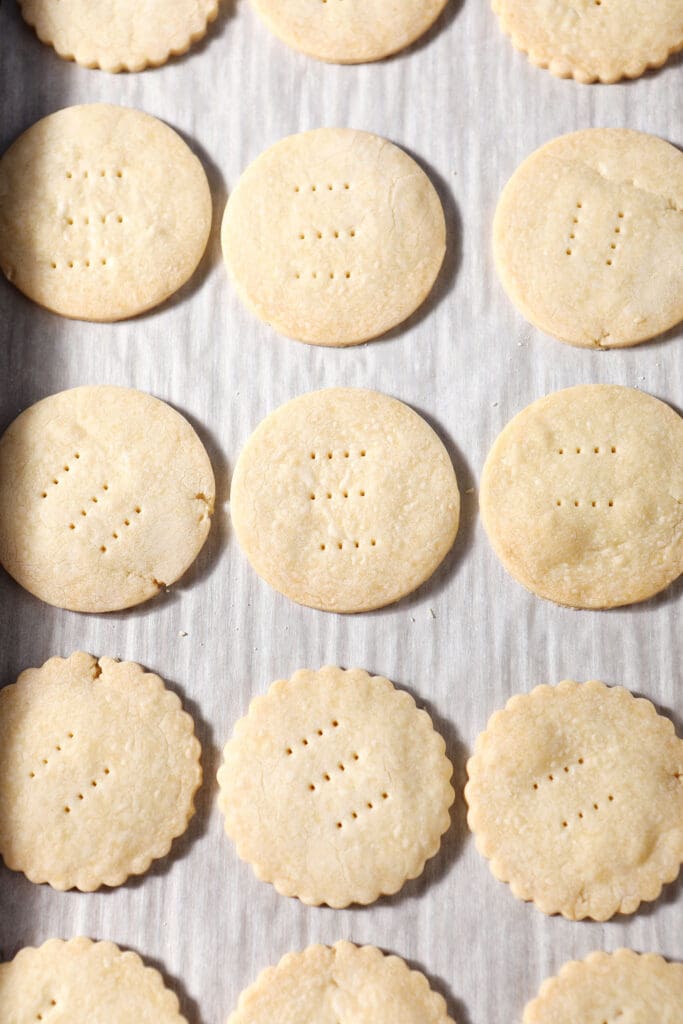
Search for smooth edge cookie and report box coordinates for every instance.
[18,0,220,72]
[217,666,454,907]
[465,680,683,920]
[0,652,202,891]
[227,941,455,1024]
[523,949,683,1022]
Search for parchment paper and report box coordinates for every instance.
[0,3,681,1022]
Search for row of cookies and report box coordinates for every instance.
[14,0,683,82]
[1,107,681,350]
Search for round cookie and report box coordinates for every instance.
[0,652,202,891]
[18,0,218,72]
[218,666,454,907]
[465,680,683,921]
[479,385,683,609]
[230,388,460,612]
[492,0,683,83]
[228,942,455,1024]
[0,385,215,612]
[221,129,446,346]
[493,129,683,348]
[0,938,187,1023]
[248,0,449,64]
[524,950,683,1023]
[0,104,212,321]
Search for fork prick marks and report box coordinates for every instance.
[29,730,76,778]
[40,452,81,497]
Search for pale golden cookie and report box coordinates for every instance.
[249,0,449,63]
[492,0,683,83]
[480,385,683,608]
[0,385,215,612]
[218,666,453,907]
[0,104,211,321]
[18,0,218,72]
[0,938,187,1023]
[222,129,446,346]
[465,680,683,920]
[494,129,683,348]
[0,652,201,891]
[524,949,683,1023]
[228,942,455,1024]
[230,388,460,612]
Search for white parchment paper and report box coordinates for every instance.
[0,3,681,1022]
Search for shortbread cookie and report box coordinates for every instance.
[218,667,453,907]
[18,0,218,72]
[480,385,683,608]
[494,129,683,347]
[0,104,211,320]
[0,385,215,612]
[0,938,187,1023]
[0,652,201,891]
[228,942,455,1023]
[524,949,683,1023]
[465,680,683,920]
[222,129,446,346]
[249,0,449,63]
[492,0,683,83]
[230,388,459,611]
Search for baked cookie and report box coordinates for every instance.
[249,0,449,63]
[492,0,683,83]
[494,129,683,347]
[465,680,683,920]
[0,385,215,612]
[228,942,455,1024]
[0,104,212,320]
[222,129,446,346]
[218,666,453,907]
[0,938,187,1023]
[18,0,218,72]
[230,388,460,611]
[0,652,201,891]
[479,385,683,608]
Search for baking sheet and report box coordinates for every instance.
[0,3,682,1021]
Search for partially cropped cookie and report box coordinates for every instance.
[18,0,218,71]
[0,938,187,1023]
[218,667,453,907]
[0,652,201,891]
[465,680,683,920]
[230,388,459,611]
[524,949,683,1023]
[494,130,683,348]
[249,0,448,63]
[222,129,446,346]
[480,385,683,608]
[228,942,455,1024]
[0,386,214,612]
[0,104,211,320]
[492,0,683,83]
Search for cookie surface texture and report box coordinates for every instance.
[0,652,201,891]
[0,938,187,1023]
[494,129,683,348]
[228,941,455,1023]
[465,680,683,920]
[230,388,460,611]
[523,949,683,1023]
[221,129,446,346]
[0,385,215,612]
[249,0,448,63]
[218,666,454,907]
[492,0,683,83]
[480,384,683,608]
[18,0,218,71]
[0,104,212,321]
